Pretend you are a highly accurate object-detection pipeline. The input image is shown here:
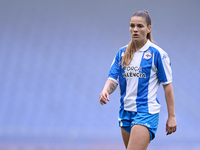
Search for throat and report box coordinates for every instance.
[134,39,147,51]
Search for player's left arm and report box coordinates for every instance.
[163,82,177,135]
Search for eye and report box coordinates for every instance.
[130,24,135,28]
[137,24,144,28]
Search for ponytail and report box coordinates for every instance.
[121,40,135,68]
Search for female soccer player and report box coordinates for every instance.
[99,10,177,150]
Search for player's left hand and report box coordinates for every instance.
[166,116,177,135]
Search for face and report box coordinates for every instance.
[129,16,151,43]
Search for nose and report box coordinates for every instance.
[133,26,138,32]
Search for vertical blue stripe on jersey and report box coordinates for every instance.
[108,48,127,109]
[136,50,152,113]
[153,47,168,82]
[119,66,126,109]
[108,52,120,81]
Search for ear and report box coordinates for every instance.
[147,25,151,33]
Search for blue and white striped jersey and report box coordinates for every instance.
[108,40,172,114]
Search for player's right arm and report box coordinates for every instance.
[99,79,118,105]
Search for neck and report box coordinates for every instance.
[133,39,148,51]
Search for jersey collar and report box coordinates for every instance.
[138,40,151,52]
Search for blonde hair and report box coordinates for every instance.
[121,10,153,68]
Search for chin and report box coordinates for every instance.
[132,38,140,42]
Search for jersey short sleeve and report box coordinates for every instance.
[155,50,172,85]
[108,47,125,84]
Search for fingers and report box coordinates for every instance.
[166,125,177,135]
[99,92,109,105]
[99,99,107,105]
[166,117,177,135]
[99,96,109,105]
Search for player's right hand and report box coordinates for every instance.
[99,91,110,105]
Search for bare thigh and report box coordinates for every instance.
[121,128,130,149]
[127,125,150,150]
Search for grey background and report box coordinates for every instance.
[0,0,199,149]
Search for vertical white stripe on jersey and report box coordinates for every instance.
[123,77,138,112]
[162,54,172,85]
[123,52,144,111]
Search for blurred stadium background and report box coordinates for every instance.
[0,0,199,149]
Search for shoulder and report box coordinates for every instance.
[149,42,168,59]
[119,45,127,53]
[149,42,165,53]
[115,44,127,58]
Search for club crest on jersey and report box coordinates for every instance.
[144,50,152,59]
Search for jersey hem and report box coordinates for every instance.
[121,107,160,114]
[108,77,118,84]
[161,80,172,85]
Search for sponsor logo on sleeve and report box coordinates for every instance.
[162,54,168,59]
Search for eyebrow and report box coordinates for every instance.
[130,23,144,26]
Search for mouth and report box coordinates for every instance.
[133,34,139,38]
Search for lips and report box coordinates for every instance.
[133,34,139,38]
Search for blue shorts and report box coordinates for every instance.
[118,108,159,141]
